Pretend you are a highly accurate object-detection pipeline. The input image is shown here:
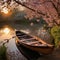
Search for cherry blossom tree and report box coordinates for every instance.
[0,0,60,27]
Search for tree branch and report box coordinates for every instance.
[14,0,45,16]
[14,0,59,26]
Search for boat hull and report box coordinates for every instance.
[15,36,54,55]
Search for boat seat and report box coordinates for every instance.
[31,42,47,46]
[19,38,35,42]
[24,41,39,45]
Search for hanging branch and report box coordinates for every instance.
[14,0,45,16]
[1,0,59,25]
[14,0,59,25]
[50,0,59,16]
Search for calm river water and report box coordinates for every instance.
[0,22,52,51]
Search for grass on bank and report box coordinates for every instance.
[0,45,7,60]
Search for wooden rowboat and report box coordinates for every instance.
[15,31,54,55]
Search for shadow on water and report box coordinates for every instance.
[17,44,40,60]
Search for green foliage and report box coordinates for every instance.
[51,26,60,47]
[0,45,7,60]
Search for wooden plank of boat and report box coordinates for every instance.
[19,38,35,42]
[16,31,54,55]
[22,41,39,45]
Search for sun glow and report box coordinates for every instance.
[3,28,10,34]
[1,7,9,14]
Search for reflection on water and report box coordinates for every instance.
[3,28,10,34]
[0,25,15,42]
